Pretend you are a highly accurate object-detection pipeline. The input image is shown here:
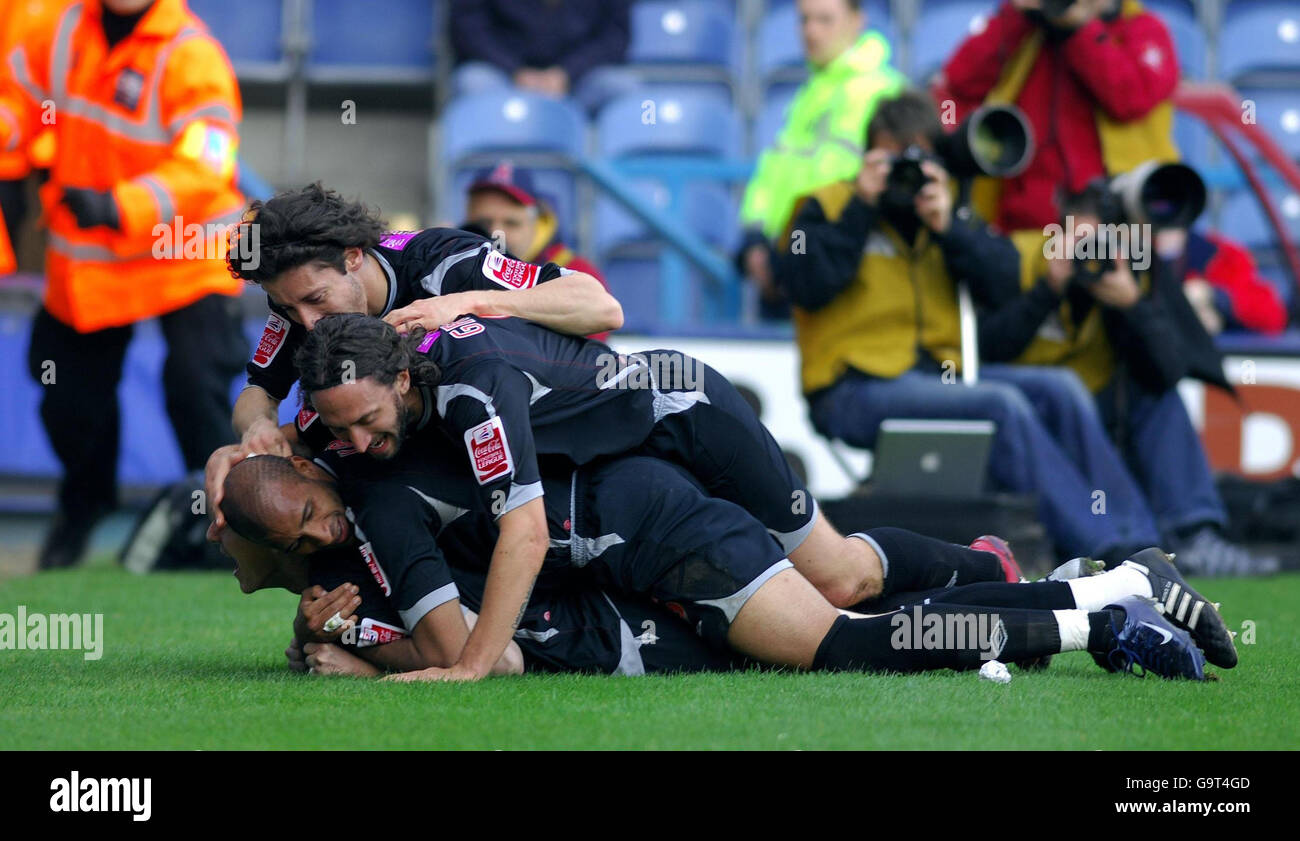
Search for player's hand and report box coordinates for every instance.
[854,149,892,206]
[303,642,379,677]
[383,292,480,335]
[382,663,482,683]
[241,415,293,457]
[286,637,308,673]
[1044,249,1074,294]
[914,160,952,234]
[204,443,246,536]
[1089,259,1142,309]
[295,583,360,643]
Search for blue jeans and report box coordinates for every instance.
[808,364,1163,558]
[452,62,641,113]
[1095,381,1226,538]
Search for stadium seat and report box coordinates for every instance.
[910,1,993,84]
[1239,88,1300,161]
[306,0,437,85]
[596,88,742,158]
[442,92,587,162]
[594,180,736,255]
[1174,109,1216,170]
[189,0,290,82]
[1217,187,1300,249]
[601,257,742,332]
[629,0,737,66]
[1143,0,1206,79]
[1220,1,1300,80]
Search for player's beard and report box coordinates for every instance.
[372,390,409,460]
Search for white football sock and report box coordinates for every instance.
[1065,564,1153,612]
[1054,609,1091,652]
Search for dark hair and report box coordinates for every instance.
[227,182,386,284]
[1061,179,1117,222]
[222,455,307,545]
[294,313,442,398]
[865,89,944,150]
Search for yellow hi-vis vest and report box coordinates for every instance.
[1009,229,1117,392]
[970,0,1180,222]
[792,181,963,395]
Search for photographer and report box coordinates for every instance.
[939,0,1179,231]
[776,90,1170,565]
[981,183,1280,576]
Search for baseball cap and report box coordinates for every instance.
[467,161,538,207]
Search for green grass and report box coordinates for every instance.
[1,566,1297,749]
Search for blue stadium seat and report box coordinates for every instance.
[1174,109,1215,170]
[594,180,736,255]
[1143,0,1206,79]
[442,92,586,162]
[1220,2,1300,80]
[911,1,994,83]
[189,0,288,82]
[629,0,737,66]
[307,0,437,84]
[1218,187,1300,249]
[596,88,742,158]
[754,86,798,151]
[601,258,742,332]
[1239,88,1300,160]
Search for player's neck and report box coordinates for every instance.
[402,386,425,431]
[360,252,390,316]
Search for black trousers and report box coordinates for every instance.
[26,294,247,517]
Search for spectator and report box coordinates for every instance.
[738,0,904,319]
[0,0,248,569]
[449,0,637,113]
[981,183,1279,575]
[1155,228,1289,335]
[939,0,1179,232]
[776,90,1190,567]
[463,160,612,341]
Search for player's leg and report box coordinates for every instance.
[638,359,1003,607]
[579,457,1203,677]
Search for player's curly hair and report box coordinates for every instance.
[226,182,386,284]
[294,313,443,400]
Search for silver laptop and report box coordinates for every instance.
[870,419,995,499]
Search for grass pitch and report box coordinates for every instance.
[1,564,1297,750]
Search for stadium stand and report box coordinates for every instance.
[1219,1,1300,80]
[189,0,295,83]
[305,0,438,86]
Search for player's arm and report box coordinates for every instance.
[232,385,287,452]
[445,496,547,680]
[347,601,525,675]
[468,270,623,336]
[385,237,623,336]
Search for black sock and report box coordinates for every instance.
[811,605,1064,673]
[861,527,1003,602]
[923,580,1076,610]
[1088,608,1121,652]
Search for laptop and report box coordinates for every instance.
[870,418,996,499]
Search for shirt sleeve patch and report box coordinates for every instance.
[379,230,419,251]
[482,249,541,290]
[354,617,407,648]
[251,313,289,368]
[464,416,514,485]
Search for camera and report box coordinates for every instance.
[885,104,1035,200]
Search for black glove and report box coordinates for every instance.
[61,187,120,230]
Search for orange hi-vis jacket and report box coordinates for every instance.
[0,0,245,331]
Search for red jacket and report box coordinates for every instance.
[1188,232,1288,334]
[939,2,1179,231]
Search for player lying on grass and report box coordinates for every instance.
[288,312,1035,681]
[212,190,996,627]
[216,442,1238,681]
[223,183,623,471]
